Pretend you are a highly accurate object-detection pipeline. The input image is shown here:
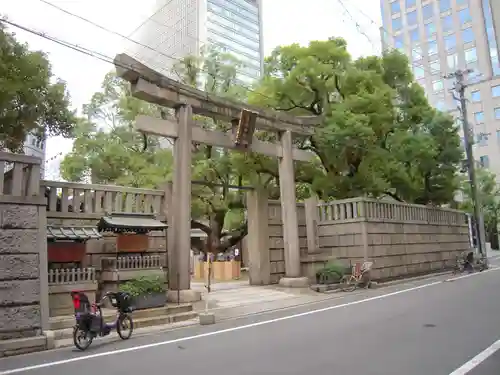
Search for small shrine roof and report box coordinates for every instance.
[97,213,167,233]
[47,226,102,241]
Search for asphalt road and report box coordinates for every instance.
[1,268,500,375]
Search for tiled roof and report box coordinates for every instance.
[97,213,167,233]
[47,226,102,240]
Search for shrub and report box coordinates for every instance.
[316,261,347,284]
[119,275,165,297]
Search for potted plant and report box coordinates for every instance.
[315,261,346,285]
[119,275,166,310]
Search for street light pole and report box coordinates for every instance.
[445,69,487,261]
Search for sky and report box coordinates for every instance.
[3,0,382,180]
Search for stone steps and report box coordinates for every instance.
[50,304,197,340]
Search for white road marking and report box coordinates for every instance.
[1,267,498,375]
[449,338,500,375]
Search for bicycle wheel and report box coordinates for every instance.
[340,275,357,292]
[73,327,93,351]
[117,314,134,340]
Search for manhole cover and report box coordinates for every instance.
[423,324,436,328]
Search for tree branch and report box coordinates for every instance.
[217,221,248,252]
[191,220,211,235]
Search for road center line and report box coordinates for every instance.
[449,338,500,375]
[1,267,498,375]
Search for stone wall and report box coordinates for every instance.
[301,198,471,281]
[0,152,50,357]
[268,201,307,284]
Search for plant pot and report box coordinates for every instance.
[132,292,167,310]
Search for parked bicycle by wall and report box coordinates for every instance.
[71,291,134,351]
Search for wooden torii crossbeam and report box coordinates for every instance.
[114,53,322,295]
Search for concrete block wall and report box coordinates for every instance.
[305,198,472,281]
[267,201,307,284]
[366,221,469,279]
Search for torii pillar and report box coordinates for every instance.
[166,104,201,302]
[277,130,309,287]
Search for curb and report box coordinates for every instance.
[314,270,453,294]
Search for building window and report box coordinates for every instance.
[495,108,500,120]
[459,7,472,23]
[439,0,451,12]
[492,85,500,97]
[391,1,401,14]
[447,53,458,69]
[471,91,481,102]
[432,79,443,92]
[464,47,477,63]
[425,22,436,37]
[457,0,468,6]
[462,28,474,44]
[479,155,489,168]
[430,60,440,74]
[412,45,422,61]
[474,111,484,123]
[444,34,456,51]
[436,100,446,111]
[428,40,438,55]
[422,4,433,20]
[406,0,416,7]
[477,133,488,146]
[394,35,404,49]
[409,29,419,43]
[392,17,402,31]
[441,15,453,33]
[414,66,425,79]
[407,10,418,26]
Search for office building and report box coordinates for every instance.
[129,0,264,85]
[380,0,500,180]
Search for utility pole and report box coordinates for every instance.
[445,69,487,262]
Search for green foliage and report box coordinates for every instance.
[460,169,500,235]
[0,21,76,151]
[316,261,347,284]
[60,72,173,187]
[119,275,165,297]
[248,38,463,205]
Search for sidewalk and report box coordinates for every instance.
[190,280,335,320]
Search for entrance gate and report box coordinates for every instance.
[114,54,321,302]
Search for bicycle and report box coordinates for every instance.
[340,261,373,292]
[451,253,487,275]
[71,290,134,351]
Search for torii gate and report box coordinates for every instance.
[114,54,321,302]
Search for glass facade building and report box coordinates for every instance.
[380,0,500,180]
[129,0,263,84]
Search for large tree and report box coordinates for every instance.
[0,21,76,151]
[247,38,463,205]
[60,72,173,188]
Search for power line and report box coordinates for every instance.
[38,0,261,88]
[337,0,441,77]
[335,0,379,55]
[126,0,176,37]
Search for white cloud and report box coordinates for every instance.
[3,0,382,180]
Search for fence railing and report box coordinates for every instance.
[0,152,41,197]
[101,255,162,270]
[317,197,467,225]
[48,267,96,284]
[40,180,165,219]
